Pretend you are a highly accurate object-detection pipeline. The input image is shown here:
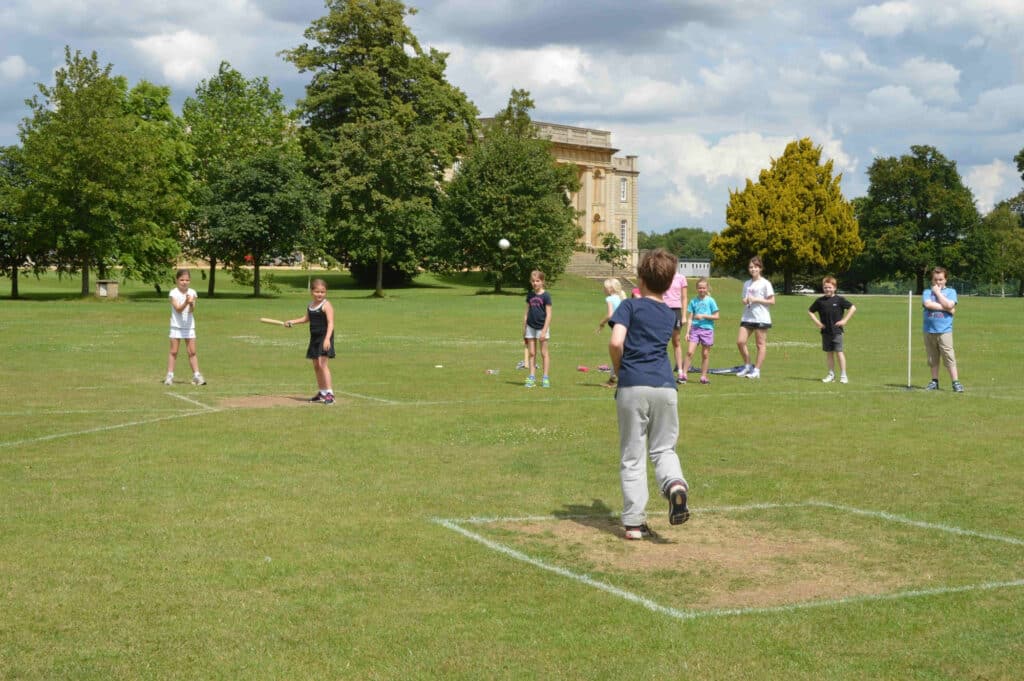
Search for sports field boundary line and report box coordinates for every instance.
[166,392,219,411]
[434,501,1024,622]
[0,409,218,449]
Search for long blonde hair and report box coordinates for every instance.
[604,278,626,300]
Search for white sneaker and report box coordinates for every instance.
[839,375,848,384]
[736,364,751,377]
[745,368,761,379]
[163,374,173,386]
[822,372,835,383]
[192,373,206,386]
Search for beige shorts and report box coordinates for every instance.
[923,332,956,369]
[524,326,550,340]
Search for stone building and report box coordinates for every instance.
[475,119,640,267]
[533,121,639,266]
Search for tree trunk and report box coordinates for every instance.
[254,262,261,297]
[374,244,384,298]
[915,270,925,295]
[207,258,217,297]
[81,261,90,296]
[10,267,18,299]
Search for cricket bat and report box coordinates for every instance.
[259,317,286,326]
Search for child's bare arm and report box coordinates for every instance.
[608,324,626,376]
[284,312,310,327]
[322,302,335,351]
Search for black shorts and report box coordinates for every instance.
[740,321,772,330]
[306,333,336,359]
[821,332,844,352]
[671,308,683,330]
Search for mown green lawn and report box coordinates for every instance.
[1,270,1022,680]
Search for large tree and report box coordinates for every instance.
[965,202,1024,296]
[853,145,979,293]
[0,145,51,298]
[19,48,190,295]
[710,138,861,292]
[182,62,291,296]
[283,0,478,297]
[201,141,326,296]
[436,90,581,292]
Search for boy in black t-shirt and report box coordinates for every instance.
[807,276,857,384]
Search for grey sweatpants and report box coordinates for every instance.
[616,385,686,526]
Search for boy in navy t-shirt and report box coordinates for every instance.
[609,249,690,540]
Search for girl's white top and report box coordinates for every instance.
[740,278,774,324]
[169,288,197,331]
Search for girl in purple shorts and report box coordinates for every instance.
[680,278,719,385]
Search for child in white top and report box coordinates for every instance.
[735,256,774,379]
[164,269,205,386]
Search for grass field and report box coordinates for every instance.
[1,270,1022,680]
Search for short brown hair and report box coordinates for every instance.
[931,266,948,278]
[822,276,837,286]
[637,249,677,294]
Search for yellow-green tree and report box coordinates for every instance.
[710,138,862,292]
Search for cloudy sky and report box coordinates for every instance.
[2,0,1023,233]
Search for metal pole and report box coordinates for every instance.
[907,290,913,389]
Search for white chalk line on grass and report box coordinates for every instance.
[808,501,1024,547]
[165,392,218,411]
[0,410,215,449]
[434,518,693,621]
[435,501,1024,622]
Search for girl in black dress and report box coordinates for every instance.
[285,278,336,404]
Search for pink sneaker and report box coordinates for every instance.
[699,376,710,385]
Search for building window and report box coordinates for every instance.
[620,178,628,202]
[620,219,629,249]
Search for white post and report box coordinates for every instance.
[907,290,913,389]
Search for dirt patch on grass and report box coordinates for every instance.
[493,514,904,610]
[219,395,341,409]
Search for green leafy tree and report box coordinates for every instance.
[18,48,190,295]
[710,138,861,292]
[965,203,1024,296]
[596,232,629,275]
[283,0,478,297]
[182,62,291,296]
[201,141,326,296]
[436,90,581,293]
[853,145,979,294]
[0,145,52,298]
[638,227,714,260]
[119,80,194,291]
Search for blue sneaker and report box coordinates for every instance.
[541,376,550,388]
[952,381,964,393]
[525,375,536,388]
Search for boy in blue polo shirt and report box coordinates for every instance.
[609,249,690,540]
[922,266,963,392]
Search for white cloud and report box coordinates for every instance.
[472,46,591,89]
[131,30,218,85]
[970,84,1024,130]
[900,56,960,103]
[0,54,29,81]
[965,158,1018,213]
[850,2,921,37]
[850,0,1024,41]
